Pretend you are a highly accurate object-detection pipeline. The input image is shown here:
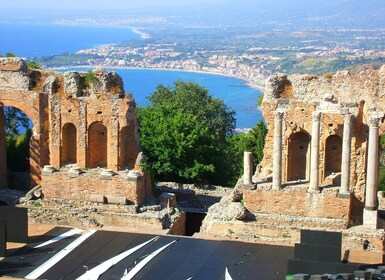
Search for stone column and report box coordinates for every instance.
[272,110,284,190]
[340,113,352,196]
[364,112,383,228]
[243,151,253,187]
[0,105,8,188]
[309,111,321,193]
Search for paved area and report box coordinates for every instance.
[0,226,293,280]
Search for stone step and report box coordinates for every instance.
[252,213,348,230]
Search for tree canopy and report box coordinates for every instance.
[138,81,267,187]
[138,81,236,185]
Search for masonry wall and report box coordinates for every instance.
[43,170,148,205]
[256,68,385,203]
[243,187,351,223]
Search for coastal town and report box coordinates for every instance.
[36,27,385,90]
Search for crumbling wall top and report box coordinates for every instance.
[264,65,385,109]
[0,58,126,99]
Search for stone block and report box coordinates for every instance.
[86,194,106,204]
[106,195,127,205]
[126,170,142,182]
[363,209,378,229]
[42,165,57,176]
[159,192,177,208]
[100,169,116,180]
[68,167,83,178]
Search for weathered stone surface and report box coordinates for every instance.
[106,195,127,205]
[203,195,248,223]
[86,194,106,204]
[159,192,177,208]
[0,58,30,90]
[155,184,196,201]
[64,71,81,96]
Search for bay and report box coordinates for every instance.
[114,68,262,129]
[0,23,140,57]
[0,22,262,128]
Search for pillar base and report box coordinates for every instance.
[307,188,320,194]
[242,183,255,190]
[363,208,378,229]
[338,191,351,199]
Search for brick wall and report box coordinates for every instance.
[43,170,148,205]
[243,186,351,222]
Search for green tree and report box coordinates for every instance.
[138,81,236,185]
[4,107,32,172]
[6,129,32,172]
[28,61,42,69]
[4,107,31,138]
[6,52,16,57]
[227,121,268,178]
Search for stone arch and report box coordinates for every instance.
[324,135,342,176]
[61,123,77,165]
[88,121,107,168]
[0,100,42,189]
[119,125,137,169]
[275,79,293,99]
[287,131,311,181]
[0,100,39,134]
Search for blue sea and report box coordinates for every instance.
[0,22,262,128]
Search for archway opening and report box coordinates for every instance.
[324,135,342,177]
[287,131,311,181]
[1,106,33,191]
[119,125,137,170]
[88,121,107,168]
[61,123,77,166]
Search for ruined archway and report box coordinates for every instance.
[324,135,342,176]
[88,121,107,168]
[119,125,138,170]
[0,104,39,190]
[61,123,77,166]
[287,131,311,181]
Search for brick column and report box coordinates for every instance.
[272,110,283,190]
[363,112,383,228]
[0,105,8,188]
[340,113,352,196]
[309,111,321,193]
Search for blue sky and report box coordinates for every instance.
[1,0,225,10]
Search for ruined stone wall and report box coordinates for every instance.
[256,67,385,202]
[42,170,148,205]
[243,186,351,222]
[0,58,146,202]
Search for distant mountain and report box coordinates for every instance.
[2,0,385,30]
[163,0,385,30]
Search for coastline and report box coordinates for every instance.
[52,65,265,92]
[131,27,151,39]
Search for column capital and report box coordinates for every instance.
[274,110,284,120]
[368,112,384,127]
[312,111,321,122]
